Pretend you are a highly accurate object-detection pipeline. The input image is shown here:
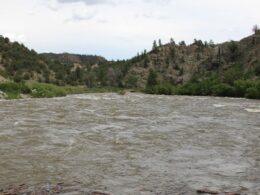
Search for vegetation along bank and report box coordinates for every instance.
[0,26,259,99]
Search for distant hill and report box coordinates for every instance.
[41,53,106,66]
[0,30,259,94]
[0,36,107,85]
[122,32,260,88]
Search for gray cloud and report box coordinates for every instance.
[143,0,172,4]
[65,12,96,22]
[65,9,98,22]
[57,0,172,6]
[57,0,110,5]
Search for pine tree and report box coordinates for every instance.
[253,25,259,34]
[209,40,214,47]
[147,69,157,86]
[170,38,175,45]
[152,40,157,50]
[144,55,149,68]
[158,39,162,47]
[179,41,186,46]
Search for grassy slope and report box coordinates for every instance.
[0,81,125,99]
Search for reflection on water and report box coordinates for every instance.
[0,93,259,194]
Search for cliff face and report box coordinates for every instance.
[123,32,260,88]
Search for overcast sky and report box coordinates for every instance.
[0,0,259,60]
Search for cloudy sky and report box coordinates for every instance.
[0,0,259,60]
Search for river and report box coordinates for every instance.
[0,93,259,194]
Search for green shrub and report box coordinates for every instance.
[6,92,21,99]
[227,41,241,61]
[29,82,66,98]
[144,85,157,94]
[156,83,173,95]
[245,87,260,99]
[212,83,235,97]
[222,66,243,85]
[176,79,219,96]
[176,83,197,95]
[0,82,30,94]
[146,69,158,87]
[233,80,260,98]
[145,83,173,95]
[125,74,138,88]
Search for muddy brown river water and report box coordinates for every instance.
[0,93,259,194]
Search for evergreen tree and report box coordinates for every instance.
[209,40,215,47]
[147,69,157,86]
[158,39,162,47]
[144,55,149,68]
[179,41,186,46]
[170,38,175,45]
[75,67,83,81]
[152,40,158,50]
[252,25,259,34]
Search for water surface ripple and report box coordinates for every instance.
[0,93,259,194]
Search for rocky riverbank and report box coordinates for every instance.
[0,183,244,195]
[0,183,111,195]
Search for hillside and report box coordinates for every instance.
[0,30,260,98]
[123,32,260,88]
[41,53,106,67]
[0,36,107,85]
